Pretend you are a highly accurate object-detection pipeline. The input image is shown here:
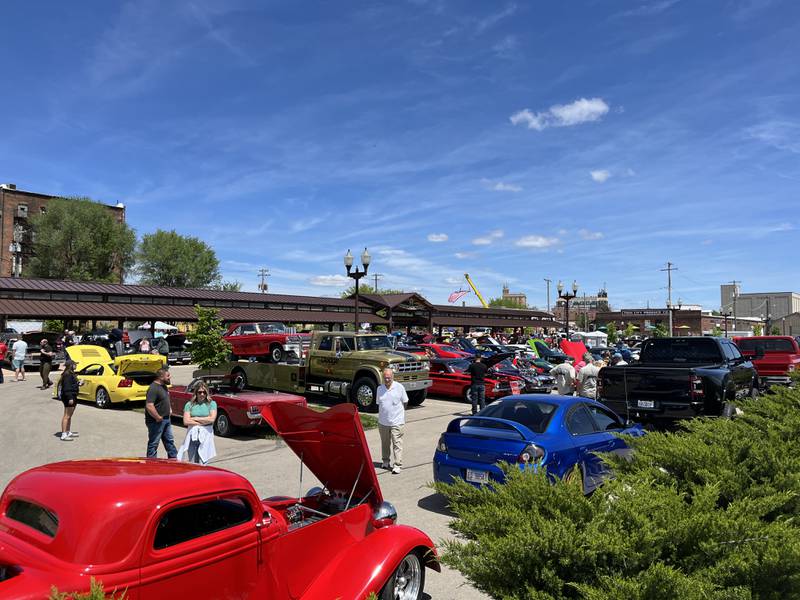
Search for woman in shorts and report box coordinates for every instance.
[177,382,217,464]
[59,360,81,441]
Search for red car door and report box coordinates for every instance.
[168,386,193,416]
[138,493,267,599]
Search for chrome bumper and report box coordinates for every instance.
[399,379,433,391]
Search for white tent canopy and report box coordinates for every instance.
[573,331,608,348]
[138,321,178,331]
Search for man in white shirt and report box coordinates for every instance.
[576,353,602,400]
[550,356,576,395]
[377,367,408,474]
[11,338,28,382]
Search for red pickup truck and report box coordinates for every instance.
[734,336,800,388]
[223,322,310,363]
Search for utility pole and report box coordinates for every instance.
[730,280,740,333]
[258,268,271,293]
[543,278,552,313]
[372,273,384,294]
[661,262,677,336]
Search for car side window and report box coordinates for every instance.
[587,405,623,431]
[240,324,257,335]
[721,342,737,362]
[339,337,355,352]
[154,497,253,550]
[230,327,241,336]
[318,336,333,351]
[727,343,742,360]
[567,405,597,435]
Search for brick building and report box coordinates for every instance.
[596,307,762,337]
[553,288,610,323]
[0,184,126,279]
[501,284,527,307]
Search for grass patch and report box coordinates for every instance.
[308,403,378,430]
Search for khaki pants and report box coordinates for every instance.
[379,424,404,467]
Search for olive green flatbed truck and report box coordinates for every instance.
[201,331,431,411]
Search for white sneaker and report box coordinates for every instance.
[391,466,401,474]
[67,431,78,438]
[60,433,73,441]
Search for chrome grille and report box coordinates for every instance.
[396,361,426,372]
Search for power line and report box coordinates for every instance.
[258,268,271,293]
[661,262,678,336]
[372,273,384,293]
[543,278,552,313]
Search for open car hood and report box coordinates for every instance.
[483,352,515,368]
[66,345,113,370]
[114,354,166,375]
[261,403,383,508]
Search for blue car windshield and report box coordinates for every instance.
[475,400,557,434]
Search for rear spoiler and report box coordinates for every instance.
[446,416,537,441]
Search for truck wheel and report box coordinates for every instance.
[232,369,248,392]
[749,380,759,399]
[721,401,736,419]
[380,550,425,600]
[351,377,378,412]
[214,410,236,437]
[408,390,426,406]
[270,345,283,363]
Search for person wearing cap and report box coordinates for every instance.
[610,352,628,367]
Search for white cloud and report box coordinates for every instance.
[579,229,604,240]
[515,235,559,249]
[308,274,350,287]
[591,169,611,182]
[291,217,325,232]
[476,3,517,34]
[510,98,610,131]
[454,252,474,259]
[625,168,636,177]
[444,276,461,285]
[618,0,681,17]
[746,121,800,154]
[472,229,504,245]
[427,233,449,242]
[481,178,522,192]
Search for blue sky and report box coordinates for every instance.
[1,0,797,310]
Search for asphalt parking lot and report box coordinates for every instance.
[0,365,488,600]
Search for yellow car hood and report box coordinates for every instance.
[66,345,113,370]
[115,354,166,375]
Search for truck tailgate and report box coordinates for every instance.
[600,365,699,415]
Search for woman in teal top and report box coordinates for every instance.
[178,383,218,464]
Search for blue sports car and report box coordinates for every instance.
[432,394,644,494]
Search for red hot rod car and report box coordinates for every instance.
[224,321,310,363]
[0,404,438,600]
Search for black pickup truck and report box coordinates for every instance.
[598,337,760,423]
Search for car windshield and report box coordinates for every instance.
[440,345,461,353]
[448,359,472,372]
[477,400,557,434]
[258,322,286,333]
[357,335,394,350]
[494,359,518,371]
[640,338,723,363]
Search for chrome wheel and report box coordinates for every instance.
[232,370,247,392]
[215,411,234,437]
[96,387,110,409]
[390,553,423,600]
[356,384,374,407]
[270,346,283,363]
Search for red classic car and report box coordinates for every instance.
[168,377,307,437]
[428,357,524,403]
[0,404,438,599]
[224,322,311,363]
[419,343,471,359]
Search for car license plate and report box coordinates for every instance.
[637,400,655,409]
[466,469,489,484]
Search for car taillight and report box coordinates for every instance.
[517,444,544,464]
[690,375,704,397]
[437,435,447,453]
[118,378,133,388]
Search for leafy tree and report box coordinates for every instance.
[606,323,617,344]
[26,197,136,282]
[753,323,763,336]
[624,323,637,339]
[489,297,527,309]
[340,283,406,298]
[712,325,723,336]
[652,322,669,337]
[771,325,781,335]
[137,230,220,288]
[436,387,800,599]
[187,305,231,371]
[43,319,65,332]
[211,280,242,292]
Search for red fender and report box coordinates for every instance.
[300,524,439,600]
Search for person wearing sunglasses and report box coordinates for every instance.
[177,382,217,464]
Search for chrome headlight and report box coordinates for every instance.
[390,363,400,373]
[372,501,397,523]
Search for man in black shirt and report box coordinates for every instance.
[145,368,177,459]
[465,355,489,415]
[39,339,54,389]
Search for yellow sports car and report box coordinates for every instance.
[54,345,166,408]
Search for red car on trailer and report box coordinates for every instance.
[223,322,310,363]
[0,404,438,599]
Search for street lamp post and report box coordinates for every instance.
[344,248,371,332]
[556,280,578,335]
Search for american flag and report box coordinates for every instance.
[448,290,469,303]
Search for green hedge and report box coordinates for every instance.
[435,386,800,599]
